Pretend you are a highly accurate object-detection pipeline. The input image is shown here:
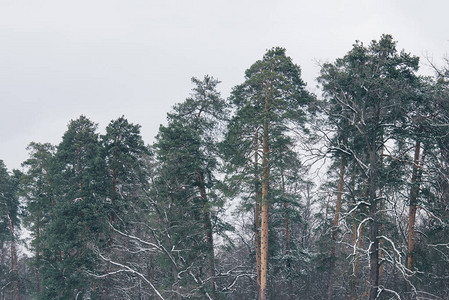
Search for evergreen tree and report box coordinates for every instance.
[21,142,56,296]
[94,116,151,298]
[0,161,22,300]
[223,47,313,300]
[7,39,449,299]
[38,115,108,299]
[319,34,422,299]
[409,74,449,298]
[151,75,227,299]
[101,116,149,225]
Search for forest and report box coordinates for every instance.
[1,34,449,300]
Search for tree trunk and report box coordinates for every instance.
[368,147,380,300]
[327,154,346,300]
[378,145,385,284]
[378,191,385,285]
[260,117,270,300]
[255,198,261,300]
[407,140,423,271]
[254,133,262,300]
[197,170,217,299]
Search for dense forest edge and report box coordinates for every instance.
[1,34,449,299]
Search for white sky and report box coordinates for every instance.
[1,0,448,170]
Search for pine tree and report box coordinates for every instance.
[0,161,21,300]
[38,115,108,299]
[408,74,449,298]
[319,35,421,299]
[223,47,312,300]
[21,142,56,296]
[101,116,149,225]
[95,116,151,298]
[152,75,227,299]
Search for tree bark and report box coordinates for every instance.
[254,133,262,300]
[327,154,346,300]
[260,116,270,300]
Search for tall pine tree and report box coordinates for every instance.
[223,47,313,300]
[152,75,227,299]
[39,115,108,299]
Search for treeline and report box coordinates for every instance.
[1,35,449,299]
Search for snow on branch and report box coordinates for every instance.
[92,252,165,300]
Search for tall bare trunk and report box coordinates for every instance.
[255,195,261,300]
[327,155,346,300]
[260,117,270,300]
[254,133,261,300]
[197,170,217,299]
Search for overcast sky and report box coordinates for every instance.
[1,0,448,170]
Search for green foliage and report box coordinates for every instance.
[34,116,109,299]
[221,47,314,299]
[150,75,228,298]
[222,46,313,202]
[7,40,449,299]
[0,160,22,299]
[101,116,149,225]
[0,161,19,241]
